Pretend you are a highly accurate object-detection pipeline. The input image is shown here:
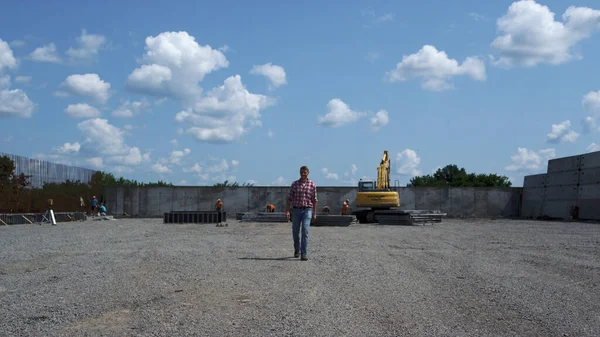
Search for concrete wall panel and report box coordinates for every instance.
[543,200,576,219]
[577,184,600,199]
[104,186,521,218]
[544,185,578,201]
[579,151,600,170]
[447,188,464,217]
[578,167,600,185]
[547,155,581,173]
[545,171,579,187]
[486,189,518,217]
[139,187,148,216]
[415,188,442,211]
[522,187,545,201]
[474,189,488,217]
[460,188,476,217]
[398,188,415,210]
[577,199,600,219]
[523,174,547,188]
[521,200,543,218]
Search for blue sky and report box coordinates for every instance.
[1,0,600,187]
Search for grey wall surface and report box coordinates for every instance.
[103,186,522,218]
[522,150,600,220]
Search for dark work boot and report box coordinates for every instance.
[294,251,300,258]
[301,255,308,261]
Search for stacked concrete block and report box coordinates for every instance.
[522,150,600,220]
[576,151,600,219]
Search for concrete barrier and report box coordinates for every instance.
[103,186,522,219]
[522,150,600,220]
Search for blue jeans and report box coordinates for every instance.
[292,208,312,256]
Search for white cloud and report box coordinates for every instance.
[65,103,101,118]
[468,12,487,22]
[0,89,36,118]
[231,159,239,167]
[272,176,286,186]
[170,139,177,146]
[205,158,229,174]
[321,167,339,180]
[317,98,366,127]
[183,163,203,173]
[375,13,395,23]
[126,31,228,100]
[169,148,191,164]
[10,40,25,48]
[87,157,103,168]
[55,142,81,154]
[175,75,275,142]
[370,109,389,131]
[66,29,106,61]
[15,76,31,84]
[385,45,486,91]
[29,43,61,63]
[490,0,600,68]
[125,31,275,143]
[267,129,274,137]
[0,39,18,71]
[152,162,172,173]
[546,120,579,143]
[60,73,111,104]
[505,147,556,171]
[587,143,600,152]
[582,116,597,134]
[75,118,145,166]
[583,90,600,116]
[112,100,148,118]
[250,62,287,89]
[0,75,9,90]
[395,149,422,176]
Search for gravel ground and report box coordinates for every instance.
[1,217,599,336]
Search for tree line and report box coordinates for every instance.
[407,164,512,187]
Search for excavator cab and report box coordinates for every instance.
[358,180,375,191]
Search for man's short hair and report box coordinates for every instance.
[300,165,309,173]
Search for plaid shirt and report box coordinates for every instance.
[287,179,318,208]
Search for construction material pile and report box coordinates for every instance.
[238,212,288,222]
[312,214,358,226]
[163,211,226,224]
[0,212,87,225]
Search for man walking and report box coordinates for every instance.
[285,166,318,261]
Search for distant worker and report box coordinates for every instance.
[341,199,351,215]
[215,199,226,227]
[285,165,318,261]
[321,206,330,215]
[99,203,107,216]
[266,204,275,212]
[91,196,98,215]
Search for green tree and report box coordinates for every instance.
[408,164,511,187]
[0,155,16,185]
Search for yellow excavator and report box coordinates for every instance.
[351,150,444,225]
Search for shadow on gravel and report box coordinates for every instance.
[238,257,297,261]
